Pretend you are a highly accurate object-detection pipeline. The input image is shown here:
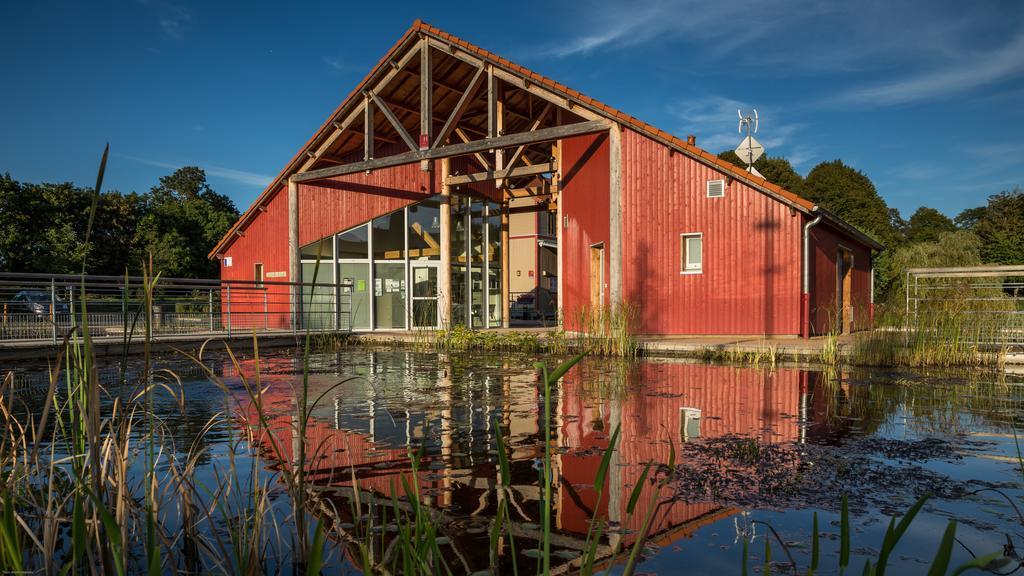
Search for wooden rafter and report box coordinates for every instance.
[446,162,555,185]
[433,66,485,148]
[292,120,608,183]
[369,90,418,152]
[504,102,552,172]
[364,95,374,161]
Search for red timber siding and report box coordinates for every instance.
[558,362,805,541]
[296,162,436,246]
[219,186,292,329]
[620,128,803,335]
[561,132,611,330]
[809,222,873,335]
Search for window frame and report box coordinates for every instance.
[253,262,264,288]
[680,232,703,274]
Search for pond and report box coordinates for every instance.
[5,348,1024,574]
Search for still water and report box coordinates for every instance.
[10,348,1024,574]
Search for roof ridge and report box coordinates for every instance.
[210,20,818,258]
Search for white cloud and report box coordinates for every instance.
[117,154,272,188]
[137,0,191,41]
[322,55,345,71]
[543,0,825,60]
[543,0,1024,106]
[669,95,805,155]
[836,33,1024,106]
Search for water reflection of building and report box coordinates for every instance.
[237,352,812,572]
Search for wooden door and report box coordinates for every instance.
[838,250,854,333]
[589,244,604,308]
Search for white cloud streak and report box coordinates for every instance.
[544,0,1024,106]
[836,33,1024,106]
[117,154,272,188]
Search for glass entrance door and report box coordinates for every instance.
[410,263,439,329]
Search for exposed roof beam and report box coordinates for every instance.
[368,91,418,152]
[446,161,555,186]
[292,120,608,183]
[433,66,485,148]
[505,103,552,172]
[419,37,431,149]
[454,127,492,170]
[299,100,365,172]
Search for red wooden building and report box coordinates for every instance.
[210,20,882,337]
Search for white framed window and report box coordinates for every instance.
[681,233,703,273]
[706,179,725,198]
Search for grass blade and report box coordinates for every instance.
[840,495,851,569]
[811,511,819,574]
[926,521,956,576]
[306,518,327,576]
[949,551,1010,575]
[627,463,651,515]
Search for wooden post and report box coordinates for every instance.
[364,95,374,162]
[419,36,432,175]
[439,157,452,328]
[608,124,623,307]
[501,191,510,328]
[554,140,563,324]
[288,178,300,331]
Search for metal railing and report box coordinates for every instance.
[0,272,352,344]
[509,288,558,324]
[905,265,1024,346]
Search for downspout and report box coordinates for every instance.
[802,209,823,338]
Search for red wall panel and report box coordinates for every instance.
[620,128,803,335]
[560,132,611,330]
[297,163,437,246]
[220,186,292,329]
[809,223,873,334]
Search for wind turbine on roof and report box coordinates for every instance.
[736,109,765,178]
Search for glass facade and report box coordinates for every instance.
[299,194,504,331]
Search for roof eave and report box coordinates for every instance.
[813,206,886,252]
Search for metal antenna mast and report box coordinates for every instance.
[735,109,764,175]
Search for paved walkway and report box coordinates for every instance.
[3,328,1022,367]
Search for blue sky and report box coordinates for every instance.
[2,0,1022,219]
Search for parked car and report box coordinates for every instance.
[8,290,69,316]
[510,294,539,321]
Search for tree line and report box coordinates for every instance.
[718,151,1024,303]
[0,167,239,279]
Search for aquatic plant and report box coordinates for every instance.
[743,494,1008,576]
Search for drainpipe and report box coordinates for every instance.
[802,209,823,339]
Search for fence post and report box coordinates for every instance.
[226,285,232,337]
[264,290,268,330]
[208,289,214,332]
[50,278,57,344]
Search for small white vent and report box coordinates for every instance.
[706,179,725,198]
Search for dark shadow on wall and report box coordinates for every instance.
[561,132,609,190]
[754,217,781,334]
[302,180,432,200]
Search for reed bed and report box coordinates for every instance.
[851,308,1011,368]
[412,302,639,358]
